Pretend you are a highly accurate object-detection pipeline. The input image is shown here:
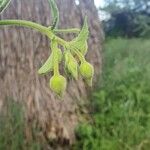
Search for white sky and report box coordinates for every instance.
[94,0,105,8]
[75,0,107,20]
[75,0,105,8]
[94,0,110,20]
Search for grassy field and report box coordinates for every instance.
[0,99,42,150]
[74,38,150,150]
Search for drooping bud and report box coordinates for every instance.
[65,52,78,79]
[68,61,78,79]
[79,61,94,86]
[50,75,67,96]
[85,78,93,87]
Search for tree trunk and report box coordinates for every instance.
[0,0,103,147]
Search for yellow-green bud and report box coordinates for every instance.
[68,60,78,79]
[85,78,93,87]
[50,75,67,96]
[79,61,94,86]
[65,52,78,79]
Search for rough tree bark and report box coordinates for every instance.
[0,0,103,147]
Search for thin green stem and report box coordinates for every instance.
[54,28,80,33]
[51,40,59,76]
[55,36,68,46]
[0,19,67,46]
[0,19,50,35]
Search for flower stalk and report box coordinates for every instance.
[0,19,67,46]
[0,0,94,96]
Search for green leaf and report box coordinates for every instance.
[38,48,62,75]
[74,17,89,42]
[38,53,54,74]
[48,0,59,29]
[0,0,11,13]
[69,17,89,55]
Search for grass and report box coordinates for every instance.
[0,99,42,150]
[74,38,150,150]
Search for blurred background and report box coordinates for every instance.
[0,0,150,149]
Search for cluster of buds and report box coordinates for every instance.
[0,0,94,97]
[38,19,94,96]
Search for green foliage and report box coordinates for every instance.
[101,0,149,13]
[0,0,11,13]
[47,0,59,29]
[69,17,89,55]
[0,99,41,150]
[101,0,150,38]
[38,53,54,74]
[74,38,150,150]
[38,48,62,75]
[134,15,150,37]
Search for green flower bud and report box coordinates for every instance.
[65,52,78,79]
[50,75,67,96]
[85,78,93,87]
[79,61,94,86]
[68,60,78,79]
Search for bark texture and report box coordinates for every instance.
[0,0,103,147]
